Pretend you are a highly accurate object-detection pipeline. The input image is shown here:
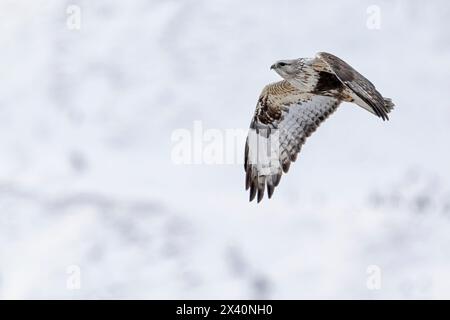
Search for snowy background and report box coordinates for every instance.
[1,0,450,299]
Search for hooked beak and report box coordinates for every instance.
[270,63,276,70]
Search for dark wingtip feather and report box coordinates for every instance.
[257,187,264,203]
[256,176,265,203]
[249,182,257,202]
[267,183,274,199]
[244,141,249,170]
[245,168,251,190]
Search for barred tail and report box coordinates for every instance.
[384,97,395,113]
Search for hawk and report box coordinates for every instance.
[244,52,395,202]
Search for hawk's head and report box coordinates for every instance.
[270,58,317,89]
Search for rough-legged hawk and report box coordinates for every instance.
[245,52,395,202]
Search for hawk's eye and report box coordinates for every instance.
[278,62,288,67]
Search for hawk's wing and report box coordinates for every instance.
[315,52,394,121]
[245,81,341,202]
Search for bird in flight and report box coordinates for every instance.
[244,52,395,202]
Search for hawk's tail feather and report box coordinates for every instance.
[384,97,395,112]
[377,97,395,121]
[357,95,395,121]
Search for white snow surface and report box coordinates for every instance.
[1,0,450,299]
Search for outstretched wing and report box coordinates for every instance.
[244,81,341,202]
[316,52,394,121]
